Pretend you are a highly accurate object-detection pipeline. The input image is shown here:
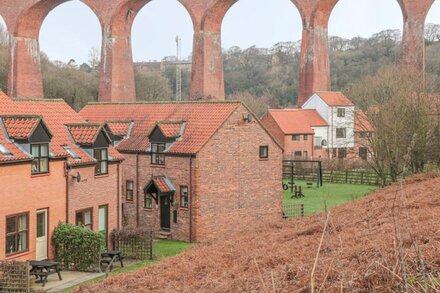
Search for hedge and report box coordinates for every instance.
[52,223,104,272]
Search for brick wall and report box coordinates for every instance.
[67,163,121,245]
[193,104,283,241]
[121,154,192,241]
[283,134,315,160]
[0,161,66,261]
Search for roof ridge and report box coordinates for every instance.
[65,123,103,127]
[86,100,242,106]
[0,114,42,119]
[12,98,66,103]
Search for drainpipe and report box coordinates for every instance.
[117,163,120,229]
[189,156,193,243]
[136,153,140,227]
[64,162,69,223]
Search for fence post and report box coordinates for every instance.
[26,261,30,293]
[361,172,364,185]
[345,171,348,184]
[150,230,154,260]
[301,204,304,217]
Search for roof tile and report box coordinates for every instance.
[1,115,41,140]
[315,91,354,106]
[267,109,328,134]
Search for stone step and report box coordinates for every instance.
[156,234,169,240]
[157,231,172,236]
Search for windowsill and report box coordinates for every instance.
[5,250,30,260]
[125,200,134,203]
[31,172,50,178]
[143,208,153,211]
[94,173,109,179]
[179,207,189,211]
[151,164,165,168]
[259,158,269,161]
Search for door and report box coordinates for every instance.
[36,209,48,260]
[98,205,108,248]
[160,195,171,230]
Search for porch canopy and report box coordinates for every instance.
[144,176,176,201]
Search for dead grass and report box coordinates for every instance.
[78,173,440,292]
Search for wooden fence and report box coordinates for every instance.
[282,203,304,219]
[112,230,153,260]
[0,261,30,293]
[283,167,389,186]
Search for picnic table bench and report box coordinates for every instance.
[100,250,125,271]
[29,260,62,287]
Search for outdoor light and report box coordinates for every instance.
[243,113,252,123]
[71,172,81,183]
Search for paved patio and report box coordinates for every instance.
[30,259,139,292]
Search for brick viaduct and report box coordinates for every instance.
[0,0,436,105]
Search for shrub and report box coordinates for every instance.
[52,222,104,272]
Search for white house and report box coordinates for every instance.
[302,91,356,158]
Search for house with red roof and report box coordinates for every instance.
[80,101,283,241]
[261,109,328,159]
[0,92,123,261]
[302,92,356,159]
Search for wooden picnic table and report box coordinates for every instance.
[100,250,125,271]
[29,260,62,287]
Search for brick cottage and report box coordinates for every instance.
[0,92,123,261]
[80,101,283,241]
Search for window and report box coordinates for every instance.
[151,143,165,165]
[31,143,49,174]
[359,147,368,160]
[180,186,189,208]
[94,148,108,175]
[75,209,92,229]
[332,148,337,158]
[336,128,346,139]
[359,132,370,138]
[303,151,308,159]
[337,108,345,117]
[303,135,308,141]
[126,181,134,201]
[294,151,302,158]
[6,213,28,255]
[338,148,347,159]
[144,193,153,209]
[259,146,269,159]
[292,135,300,141]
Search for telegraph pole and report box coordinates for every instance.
[175,36,182,101]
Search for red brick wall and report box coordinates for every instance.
[260,113,285,148]
[283,134,315,160]
[0,161,66,261]
[193,104,283,241]
[120,154,192,241]
[67,163,121,245]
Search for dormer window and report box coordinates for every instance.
[151,143,165,165]
[31,143,49,174]
[94,148,108,175]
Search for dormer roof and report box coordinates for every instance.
[1,115,53,141]
[66,123,112,147]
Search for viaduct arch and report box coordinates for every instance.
[0,0,435,104]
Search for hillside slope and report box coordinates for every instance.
[79,173,440,292]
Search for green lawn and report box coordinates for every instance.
[283,180,377,216]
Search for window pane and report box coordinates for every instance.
[158,144,165,152]
[6,217,16,234]
[100,161,107,174]
[18,231,27,251]
[127,181,133,190]
[6,235,16,254]
[31,145,39,156]
[39,158,49,173]
[32,160,39,173]
[84,210,92,226]
[18,215,27,231]
[40,144,49,157]
[101,149,108,159]
[94,149,100,160]
[76,212,83,226]
[37,213,46,238]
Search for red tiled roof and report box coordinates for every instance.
[314,91,354,106]
[1,115,41,140]
[0,91,123,166]
[153,176,175,193]
[106,121,132,137]
[267,109,328,135]
[157,121,185,138]
[355,110,373,133]
[80,102,241,154]
[66,124,103,146]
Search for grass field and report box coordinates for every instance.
[283,180,377,216]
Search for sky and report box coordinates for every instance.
[4,0,439,64]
